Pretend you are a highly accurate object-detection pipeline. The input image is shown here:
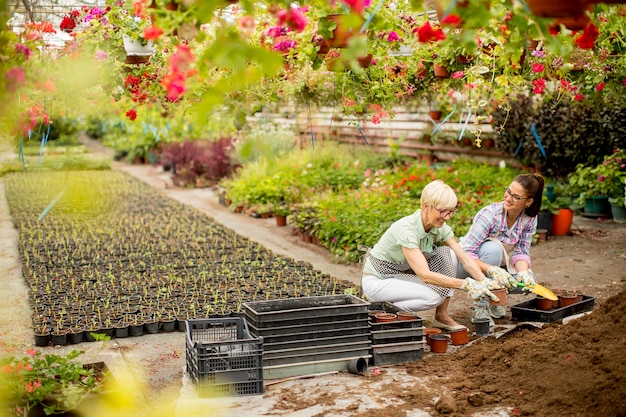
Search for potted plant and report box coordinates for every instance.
[568,149,625,216]
[0,349,110,416]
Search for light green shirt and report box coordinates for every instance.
[362,209,454,277]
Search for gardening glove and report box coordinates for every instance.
[460,278,499,303]
[486,266,517,290]
[482,277,504,291]
[516,271,536,293]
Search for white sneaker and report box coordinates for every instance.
[490,305,506,319]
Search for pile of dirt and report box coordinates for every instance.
[400,290,626,416]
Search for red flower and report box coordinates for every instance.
[574,23,599,49]
[596,82,605,92]
[414,22,445,43]
[531,63,544,73]
[144,25,163,40]
[441,14,462,27]
[60,16,77,33]
[126,109,137,121]
[574,93,584,101]
[531,78,546,94]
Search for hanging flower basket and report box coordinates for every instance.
[123,35,155,64]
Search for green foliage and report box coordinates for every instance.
[223,149,523,263]
[492,96,624,180]
[0,154,111,177]
[569,149,626,207]
[0,349,104,416]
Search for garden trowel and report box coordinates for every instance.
[516,282,558,300]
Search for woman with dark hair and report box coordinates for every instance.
[453,174,545,320]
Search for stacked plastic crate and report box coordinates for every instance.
[368,302,425,366]
[185,317,264,397]
[242,295,371,380]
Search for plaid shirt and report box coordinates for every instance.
[460,201,536,268]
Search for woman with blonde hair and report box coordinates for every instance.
[361,179,502,330]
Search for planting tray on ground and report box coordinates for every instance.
[243,295,369,325]
[262,343,372,366]
[370,341,425,366]
[511,295,595,322]
[370,327,425,345]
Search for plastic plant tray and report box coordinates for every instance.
[263,327,370,352]
[246,318,369,339]
[263,355,372,380]
[263,332,371,351]
[370,327,425,345]
[370,341,426,366]
[511,295,595,322]
[262,343,372,367]
[243,295,370,325]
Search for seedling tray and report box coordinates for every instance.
[511,295,595,322]
[370,341,425,366]
[243,295,369,325]
[246,318,369,342]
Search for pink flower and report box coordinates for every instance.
[94,50,108,60]
[452,71,464,79]
[276,7,307,32]
[531,63,544,73]
[387,31,399,42]
[5,67,25,91]
[342,0,371,13]
[596,82,605,92]
[15,43,32,59]
[623,78,626,86]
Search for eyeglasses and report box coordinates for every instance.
[432,206,458,218]
[504,187,529,202]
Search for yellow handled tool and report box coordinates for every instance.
[516,282,558,300]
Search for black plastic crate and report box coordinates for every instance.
[243,295,370,326]
[511,295,595,322]
[371,341,425,366]
[185,318,263,397]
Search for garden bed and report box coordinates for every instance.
[4,171,357,343]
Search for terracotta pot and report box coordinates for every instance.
[374,313,397,323]
[429,334,450,353]
[536,297,553,310]
[425,327,442,345]
[356,54,373,68]
[433,63,450,78]
[397,311,421,321]
[321,14,365,49]
[449,328,469,345]
[559,292,578,307]
[430,110,443,121]
[275,215,287,227]
[490,288,508,306]
[368,310,385,319]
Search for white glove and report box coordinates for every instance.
[482,277,504,290]
[516,270,536,287]
[486,266,517,290]
[460,278,499,302]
